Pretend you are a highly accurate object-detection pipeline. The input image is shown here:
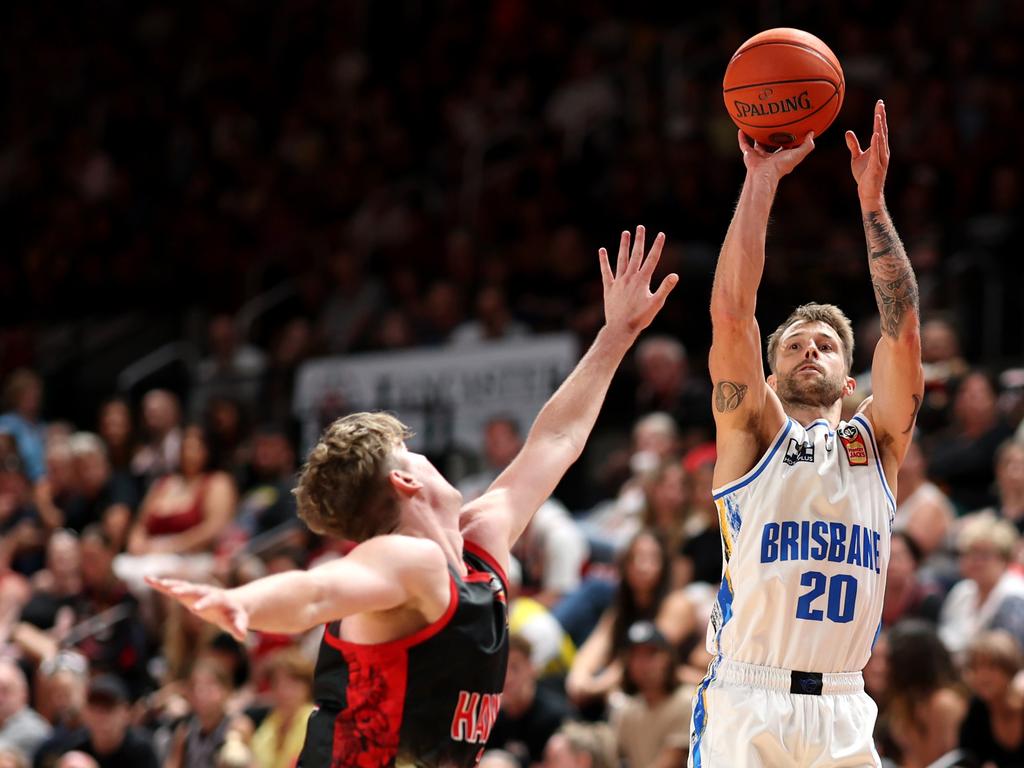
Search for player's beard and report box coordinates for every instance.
[776,366,846,408]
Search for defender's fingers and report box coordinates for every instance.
[599,247,613,291]
[652,273,680,310]
[641,232,667,277]
[630,225,646,272]
[616,231,629,277]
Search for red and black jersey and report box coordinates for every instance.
[298,542,509,768]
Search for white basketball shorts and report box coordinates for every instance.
[688,658,881,768]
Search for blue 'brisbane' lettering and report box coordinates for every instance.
[760,520,881,575]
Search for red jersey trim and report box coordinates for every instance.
[322,574,459,653]
[463,540,509,593]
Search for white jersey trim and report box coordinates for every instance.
[851,414,897,515]
[712,418,793,500]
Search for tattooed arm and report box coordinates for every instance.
[707,131,808,483]
[846,101,924,468]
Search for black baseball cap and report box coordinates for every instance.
[626,621,670,649]
[86,675,129,707]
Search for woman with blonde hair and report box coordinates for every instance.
[960,629,1024,765]
[250,648,315,768]
[940,513,1024,655]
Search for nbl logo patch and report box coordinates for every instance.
[783,438,815,466]
[839,425,868,466]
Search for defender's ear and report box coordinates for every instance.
[843,376,856,397]
[766,373,777,391]
[389,470,422,498]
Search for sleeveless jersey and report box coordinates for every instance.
[298,542,509,768]
[705,414,895,673]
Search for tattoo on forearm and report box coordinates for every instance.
[902,394,922,434]
[714,381,749,413]
[862,210,920,338]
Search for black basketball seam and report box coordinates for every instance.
[727,40,845,86]
[723,77,839,93]
[730,90,841,130]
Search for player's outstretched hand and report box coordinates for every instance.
[599,226,678,338]
[146,575,249,643]
[846,99,889,206]
[738,129,815,180]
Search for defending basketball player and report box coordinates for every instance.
[148,227,677,768]
[689,100,923,768]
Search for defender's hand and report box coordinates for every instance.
[738,129,815,181]
[599,226,678,338]
[146,575,249,642]
[846,100,889,206]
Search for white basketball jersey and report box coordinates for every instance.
[707,414,895,673]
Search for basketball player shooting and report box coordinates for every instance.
[148,227,677,768]
[689,100,923,768]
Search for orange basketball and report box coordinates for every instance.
[723,28,844,148]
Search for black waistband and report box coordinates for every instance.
[790,670,824,696]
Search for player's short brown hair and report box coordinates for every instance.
[294,412,412,542]
[765,303,855,375]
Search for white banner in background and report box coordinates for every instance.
[292,334,579,455]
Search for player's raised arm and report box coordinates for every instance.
[709,131,814,450]
[846,100,924,468]
[146,535,447,640]
[467,226,678,548]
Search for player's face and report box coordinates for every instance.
[772,321,851,408]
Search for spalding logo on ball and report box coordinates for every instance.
[723,28,845,148]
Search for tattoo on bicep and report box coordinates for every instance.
[714,381,749,413]
[862,211,920,339]
[902,394,922,434]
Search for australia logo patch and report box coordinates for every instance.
[783,438,815,466]
[839,424,868,466]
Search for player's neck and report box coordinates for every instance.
[782,400,843,429]
[398,500,466,575]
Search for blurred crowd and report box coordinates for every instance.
[1,0,1024,767]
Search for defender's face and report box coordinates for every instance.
[772,321,852,408]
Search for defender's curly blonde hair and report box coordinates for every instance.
[765,303,855,375]
[294,412,412,542]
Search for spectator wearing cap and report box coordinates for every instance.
[0,659,52,759]
[959,630,1024,765]
[488,635,574,766]
[940,514,1024,655]
[0,370,46,484]
[610,621,691,768]
[47,675,157,768]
